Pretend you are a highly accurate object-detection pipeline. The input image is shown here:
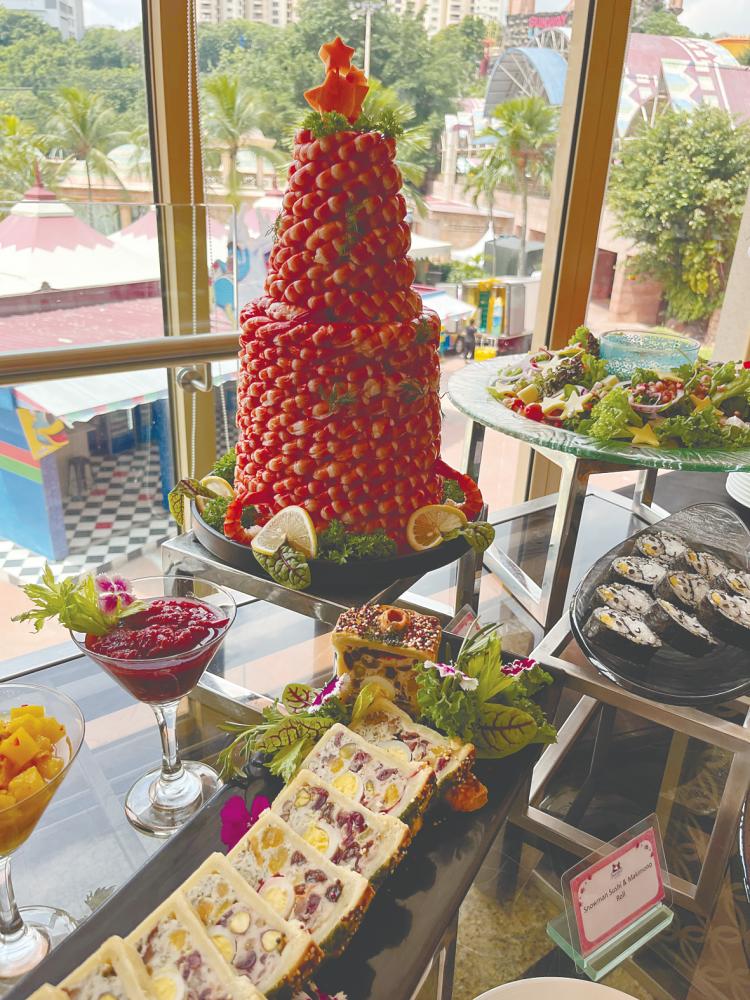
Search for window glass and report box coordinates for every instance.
[584,2,750,356]
[196,1,581,512]
[4,368,180,666]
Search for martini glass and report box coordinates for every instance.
[70,576,236,838]
[0,683,85,980]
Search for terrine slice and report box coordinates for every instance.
[272,769,409,885]
[59,936,153,1000]
[228,810,373,957]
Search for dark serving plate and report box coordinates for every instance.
[192,502,472,590]
[571,503,750,706]
[11,651,558,1000]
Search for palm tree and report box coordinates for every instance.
[44,87,127,203]
[465,96,558,276]
[0,115,70,207]
[202,74,287,207]
[361,80,431,216]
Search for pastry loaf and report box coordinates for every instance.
[300,723,435,828]
[59,936,153,1000]
[229,810,373,957]
[272,769,409,885]
[179,853,321,996]
[333,604,441,712]
[129,892,256,1000]
[350,696,475,791]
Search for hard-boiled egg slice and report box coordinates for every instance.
[259,876,294,919]
[209,926,237,963]
[151,968,187,1000]
[302,822,339,858]
[377,739,412,762]
[332,770,363,802]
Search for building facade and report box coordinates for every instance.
[197,0,298,27]
[3,0,84,40]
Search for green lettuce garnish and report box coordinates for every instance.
[576,387,642,440]
[414,625,556,760]
[254,544,311,591]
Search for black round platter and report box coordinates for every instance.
[570,502,750,706]
[191,503,473,591]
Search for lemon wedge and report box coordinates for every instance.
[195,475,234,515]
[251,506,318,559]
[406,504,467,552]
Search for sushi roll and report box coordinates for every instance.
[300,723,436,829]
[611,556,666,590]
[595,583,654,616]
[655,572,709,611]
[698,590,750,649]
[680,549,728,581]
[644,599,718,656]
[583,607,661,659]
[635,531,688,564]
[715,569,750,600]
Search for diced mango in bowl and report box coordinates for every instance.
[0,705,68,810]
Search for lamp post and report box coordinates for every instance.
[355,1,384,78]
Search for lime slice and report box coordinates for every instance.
[251,506,318,559]
[406,504,468,552]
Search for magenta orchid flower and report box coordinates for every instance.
[424,660,478,692]
[219,793,270,849]
[502,657,537,677]
[309,676,343,712]
[95,574,135,615]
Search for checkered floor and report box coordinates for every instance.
[0,442,175,586]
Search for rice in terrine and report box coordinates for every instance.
[698,590,750,648]
[583,607,661,658]
[644,599,718,655]
[611,556,666,590]
[595,583,654,616]
[655,572,709,610]
[635,531,688,564]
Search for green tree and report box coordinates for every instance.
[633,10,693,36]
[609,107,750,324]
[738,47,750,67]
[0,115,68,205]
[44,87,127,201]
[465,96,558,276]
[361,80,431,213]
[202,73,286,207]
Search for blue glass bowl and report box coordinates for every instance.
[599,329,700,378]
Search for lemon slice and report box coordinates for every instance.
[251,506,318,559]
[406,504,467,551]
[195,474,235,515]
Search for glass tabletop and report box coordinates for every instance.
[448,356,750,473]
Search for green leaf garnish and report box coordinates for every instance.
[168,478,217,529]
[254,543,311,591]
[12,566,141,636]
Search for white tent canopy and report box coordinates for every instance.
[409,233,452,262]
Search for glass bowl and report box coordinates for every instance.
[599,329,700,378]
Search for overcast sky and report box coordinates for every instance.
[82,0,749,36]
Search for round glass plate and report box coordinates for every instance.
[448,356,750,473]
[570,503,750,706]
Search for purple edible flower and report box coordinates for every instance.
[424,660,477,691]
[293,987,348,1000]
[502,657,537,677]
[219,793,270,849]
[95,574,136,614]
[309,676,343,713]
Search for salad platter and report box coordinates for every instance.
[15,610,558,1000]
[571,504,750,706]
[448,334,750,473]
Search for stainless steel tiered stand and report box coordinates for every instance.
[449,355,750,628]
